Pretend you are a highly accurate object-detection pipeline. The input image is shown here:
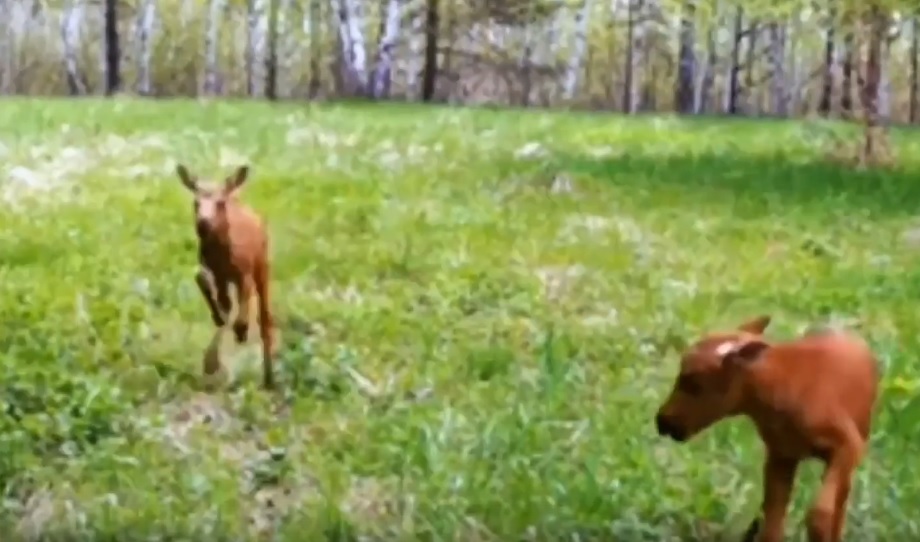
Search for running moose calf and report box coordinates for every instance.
[655,316,879,542]
[176,163,276,389]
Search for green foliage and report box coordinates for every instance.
[2,99,920,539]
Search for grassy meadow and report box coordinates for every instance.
[2,98,920,540]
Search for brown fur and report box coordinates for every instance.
[655,315,879,542]
[176,163,276,389]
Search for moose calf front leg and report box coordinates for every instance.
[753,453,799,542]
[233,276,254,344]
[195,267,228,327]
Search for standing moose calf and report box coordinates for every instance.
[176,163,276,389]
[655,315,879,542]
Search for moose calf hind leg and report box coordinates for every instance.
[195,268,226,327]
[807,504,835,542]
[254,265,275,390]
[808,440,861,542]
[233,277,254,344]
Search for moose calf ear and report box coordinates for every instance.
[225,165,250,193]
[176,164,197,192]
[717,340,770,366]
[737,315,771,335]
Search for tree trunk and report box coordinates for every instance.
[103,0,120,95]
[519,4,536,107]
[911,17,918,123]
[308,0,322,97]
[562,0,594,101]
[266,0,279,100]
[203,0,224,95]
[134,0,156,96]
[370,0,402,99]
[726,5,743,114]
[819,5,836,116]
[860,4,887,166]
[62,0,86,96]
[697,25,716,114]
[768,22,787,116]
[744,21,758,114]
[420,0,439,101]
[247,0,268,97]
[335,0,368,96]
[841,32,854,115]
[406,1,426,98]
[622,0,637,113]
[788,9,803,114]
[675,0,696,113]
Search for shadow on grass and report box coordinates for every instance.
[552,151,920,219]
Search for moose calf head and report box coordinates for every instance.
[176,164,250,239]
[655,315,772,443]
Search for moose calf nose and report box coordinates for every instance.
[655,414,687,442]
[655,414,669,436]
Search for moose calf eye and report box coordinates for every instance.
[677,373,702,395]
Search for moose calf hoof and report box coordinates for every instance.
[741,518,761,542]
[211,313,227,327]
[232,321,249,344]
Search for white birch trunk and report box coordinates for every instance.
[788,14,803,114]
[406,0,425,97]
[370,0,401,98]
[61,0,86,95]
[768,22,788,116]
[879,46,891,120]
[248,0,268,97]
[274,0,295,98]
[562,0,593,101]
[203,0,224,95]
[335,0,368,94]
[134,0,157,95]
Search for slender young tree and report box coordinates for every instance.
[103,0,120,95]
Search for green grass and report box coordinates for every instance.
[2,98,920,540]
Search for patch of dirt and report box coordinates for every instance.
[158,392,321,538]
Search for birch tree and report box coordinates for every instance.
[134,0,157,96]
[62,0,86,95]
[787,11,804,114]
[910,17,918,122]
[406,0,426,98]
[562,0,593,101]
[248,0,268,97]
[675,0,696,113]
[768,22,788,116]
[622,0,642,113]
[308,0,322,97]
[203,0,224,95]
[819,4,836,115]
[697,26,716,114]
[335,0,369,95]
[744,21,759,113]
[371,0,402,98]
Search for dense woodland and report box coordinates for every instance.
[0,1,910,130]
